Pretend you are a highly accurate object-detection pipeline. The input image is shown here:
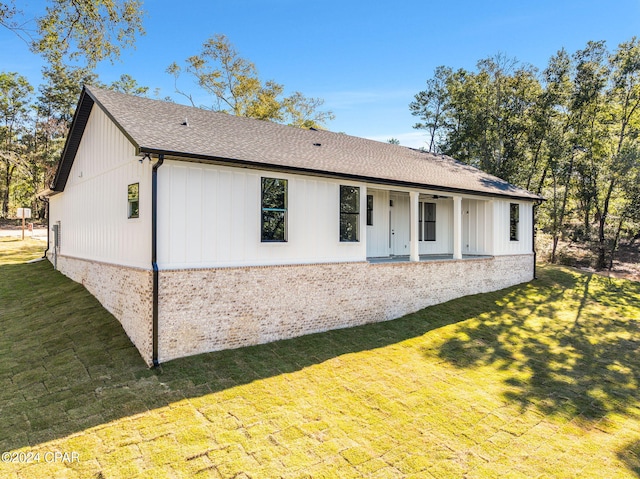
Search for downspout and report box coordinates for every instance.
[532,200,540,280]
[152,154,164,368]
[42,198,50,259]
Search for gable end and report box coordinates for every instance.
[51,86,141,192]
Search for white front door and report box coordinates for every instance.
[390,193,410,256]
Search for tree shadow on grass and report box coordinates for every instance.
[435,265,640,424]
[0,259,478,452]
[3,258,638,468]
[618,439,640,477]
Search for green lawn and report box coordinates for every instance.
[1,236,639,478]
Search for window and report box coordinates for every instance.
[418,202,436,241]
[340,185,360,242]
[419,203,422,241]
[510,203,519,241]
[366,194,373,226]
[53,222,61,250]
[424,202,436,241]
[128,183,139,218]
[261,177,287,242]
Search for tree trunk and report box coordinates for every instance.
[551,236,560,264]
[551,151,575,263]
[596,178,616,270]
[526,140,543,191]
[608,216,625,271]
[550,169,560,263]
[2,161,14,219]
[536,158,549,197]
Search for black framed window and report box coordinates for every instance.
[424,202,436,241]
[418,202,436,241]
[128,183,139,218]
[340,185,360,242]
[366,194,373,226]
[419,202,423,241]
[261,177,287,242]
[510,203,519,241]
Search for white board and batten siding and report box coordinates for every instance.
[48,106,152,269]
[459,198,532,255]
[156,160,367,269]
[492,200,533,255]
[462,199,491,255]
[366,189,390,257]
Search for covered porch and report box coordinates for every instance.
[365,187,498,262]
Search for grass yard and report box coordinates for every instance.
[0,236,639,478]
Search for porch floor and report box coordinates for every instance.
[367,254,492,264]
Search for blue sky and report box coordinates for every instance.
[2,0,639,148]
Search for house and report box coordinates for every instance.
[43,85,542,366]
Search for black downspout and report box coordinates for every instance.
[152,154,164,368]
[532,201,540,280]
[42,198,50,259]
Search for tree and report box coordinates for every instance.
[282,91,334,129]
[37,62,99,124]
[110,74,149,96]
[570,41,610,240]
[410,65,452,153]
[0,1,30,44]
[410,38,640,269]
[1,0,145,68]
[168,34,334,129]
[0,1,147,220]
[415,54,541,184]
[0,72,33,218]
[540,49,579,263]
[593,38,640,268]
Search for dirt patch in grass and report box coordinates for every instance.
[537,234,640,282]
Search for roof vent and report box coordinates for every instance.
[181,118,189,126]
[313,143,321,147]
[309,127,318,131]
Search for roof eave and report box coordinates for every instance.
[51,88,93,191]
[139,147,543,202]
[36,188,60,199]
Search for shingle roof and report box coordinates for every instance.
[52,85,542,201]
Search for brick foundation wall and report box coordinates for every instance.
[52,255,154,366]
[158,254,534,363]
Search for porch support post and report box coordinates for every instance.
[453,195,462,260]
[491,200,499,256]
[409,191,419,262]
[361,185,367,254]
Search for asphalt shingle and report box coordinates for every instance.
[57,85,541,201]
